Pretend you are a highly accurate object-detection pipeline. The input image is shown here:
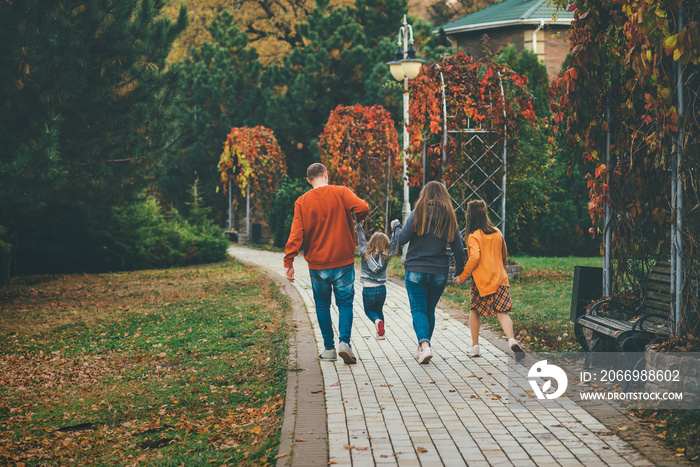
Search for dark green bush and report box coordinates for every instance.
[269,176,310,248]
[103,197,227,271]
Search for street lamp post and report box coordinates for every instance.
[386,15,423,258]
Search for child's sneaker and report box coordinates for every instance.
[465,344,481,357]
[509,338,525,361]
[376,319,385,339]
[319,349,337,361]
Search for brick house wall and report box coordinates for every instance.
[448,25,571,80]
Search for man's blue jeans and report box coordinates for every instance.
[404,270,447,345]
[309,264,355,350]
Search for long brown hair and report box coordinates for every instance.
[365,232,391,262]
[413,181,458,242]
[465,199,497,237]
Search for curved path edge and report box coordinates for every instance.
[229,252,329,466]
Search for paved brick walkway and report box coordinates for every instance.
[228,246,652,467]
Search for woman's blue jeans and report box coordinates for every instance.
[309,264,355,350]
[362,285,386,323]
[404,270,447,345]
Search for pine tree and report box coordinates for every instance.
[0,0,187,275]
[159,11,267,223]
[263,0,407,176]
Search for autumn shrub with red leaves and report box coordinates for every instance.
[318,104,400,233]
[218,126,288,226]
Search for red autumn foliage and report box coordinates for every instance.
[318,104,400,232]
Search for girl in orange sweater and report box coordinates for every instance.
[453,200,525,361]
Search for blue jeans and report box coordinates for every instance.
[309,264,355,350]
[404,270,448,346]
[362,285,386,323]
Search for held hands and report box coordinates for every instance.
[453,275,466,285]
[285,267,295,283]
[391,219,400,230]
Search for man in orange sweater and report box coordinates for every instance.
[284,163,369,364]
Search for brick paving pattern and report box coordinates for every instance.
[229,246,652,466]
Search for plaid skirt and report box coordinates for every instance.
[470,280,512,317]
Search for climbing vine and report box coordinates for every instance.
[406,51,537,187]
[318,104,400,233]
[550,0,699,337]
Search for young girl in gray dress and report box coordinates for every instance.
[356,221,397,339]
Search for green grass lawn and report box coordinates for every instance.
[443,255,603,352]
[0,259,290,466]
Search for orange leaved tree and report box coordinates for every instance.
[218,126,287,235]
[318,104,400,233]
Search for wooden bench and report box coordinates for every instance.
[573,260,672,361]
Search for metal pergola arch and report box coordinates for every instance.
[420,68,508,240]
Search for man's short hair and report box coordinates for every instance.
[307,163,327,180]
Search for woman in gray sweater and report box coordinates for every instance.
[391,181,465,364]
[356,221,398,339]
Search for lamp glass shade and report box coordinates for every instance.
[387,60,405,81]
[401,59,423,80]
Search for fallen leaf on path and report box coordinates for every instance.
[295,438,305,442]
[275,453,288,459]
[356,447,368,451]
[417,447,428,453]
[344,445,355,450]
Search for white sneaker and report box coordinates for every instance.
[417,346,433,364]
[509,338,525,361]
[466,344,481,357]
[319,349,337,361]
[414,346,422,360]
[338,342,357,364]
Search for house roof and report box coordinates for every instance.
[436,0,574,34]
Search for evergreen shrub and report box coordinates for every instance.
[103,198,227,271]
[269,176,310,248]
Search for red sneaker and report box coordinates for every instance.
[376,319,385,338]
